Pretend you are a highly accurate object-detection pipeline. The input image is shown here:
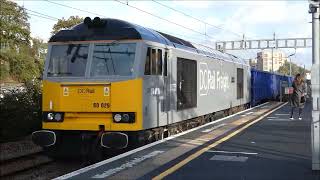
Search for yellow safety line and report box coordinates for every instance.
[152,102,287,180]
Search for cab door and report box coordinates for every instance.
[144,47,170,127]
[160,49,170,125]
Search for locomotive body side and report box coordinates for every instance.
[142,42,251,130]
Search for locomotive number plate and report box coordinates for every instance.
[93,102,110,108]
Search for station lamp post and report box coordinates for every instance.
[287,49,296,76]
[309,0,320,171]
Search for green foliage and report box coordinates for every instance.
[0,0,45,83]
[0,46,41,82]
[51,16,83,34]
[0,81,42,142]
[0,0,31,48]
[30,38,46,75]
[278,61,309,76]
[0,1,45,141]
[0,60,10,80]
[31,38,47,60]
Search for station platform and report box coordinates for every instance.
[56,101,319,180]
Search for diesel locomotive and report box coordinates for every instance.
[32,17,255,157]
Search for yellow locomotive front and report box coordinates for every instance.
[32,18,148,157]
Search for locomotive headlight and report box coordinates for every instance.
[114,114,122,122]
[122,114,130,122]
[47,113,54,121]
[112,112,135,123]
[54,113,62,121]
[43,112,64,122]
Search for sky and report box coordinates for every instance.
[15,0,313,69]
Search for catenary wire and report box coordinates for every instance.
[41,0,253,60]
[114,0,219,42]
[44,0,107,18]
[25,8,59,21]
[27,12,57,21]
[151,0,245,39]
[43,0,218,41]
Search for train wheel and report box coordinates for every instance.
[87,131,105,163]
[88,144,104,163]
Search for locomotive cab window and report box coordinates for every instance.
[237,68,244,99]
[163,51,168,76]
[47,44,89,77]
[144,48,164,76]
[144,48,151,75]
[177,58,197,110]
[157,49,162,75]
[90,43,136,77]
[151,49,157,74]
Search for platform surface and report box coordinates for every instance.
[57,102,319,180]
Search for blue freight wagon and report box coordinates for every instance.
[251,69,293,106]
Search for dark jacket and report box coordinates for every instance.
[290,80,306,108]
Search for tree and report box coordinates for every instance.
[30,37,47,75]
[51,16,83,34]
[278,61,290,75]
[0,0,44,142]
[0,0,31,48]
[0,0,44,82]
[31,37,47,63]
[278,61,309,76]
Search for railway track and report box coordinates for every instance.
[0,137,85,180]
[0,151,53,177]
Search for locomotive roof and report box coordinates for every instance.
[49,18,247,65]
[49,18,184,46]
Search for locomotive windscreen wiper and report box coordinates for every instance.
[93,50,135,55]
[47,72,73,76]
[107,47,116,74]
[67,44,88,63]
[91,42,136,76]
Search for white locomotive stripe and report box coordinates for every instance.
[54,102,269,180]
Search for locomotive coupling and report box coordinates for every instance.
[32,130,56,147]
[100,132,128,149]
[32,130,129,150]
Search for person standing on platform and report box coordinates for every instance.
[290,73,307,120]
